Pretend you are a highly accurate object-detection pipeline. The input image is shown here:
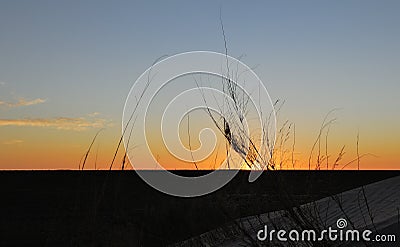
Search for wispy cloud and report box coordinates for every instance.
[0,98,46,108]
[0,117,109,131]
[0,81,5,86]
[3,139,24,145]
[88,112,101,117]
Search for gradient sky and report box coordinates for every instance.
[0,0,399,169]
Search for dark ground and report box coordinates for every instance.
[0,170,398,246]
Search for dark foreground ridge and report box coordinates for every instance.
[0,170,398,246]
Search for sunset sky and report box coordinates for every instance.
[0,0,399,170]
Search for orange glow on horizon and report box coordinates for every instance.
[0,122,399,170]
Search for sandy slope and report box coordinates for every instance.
[178,175,400,246]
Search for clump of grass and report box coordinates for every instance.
[74,14,384,247]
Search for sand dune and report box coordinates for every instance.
[178,175,400,246]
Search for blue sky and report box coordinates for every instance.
[0,0,399,169]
